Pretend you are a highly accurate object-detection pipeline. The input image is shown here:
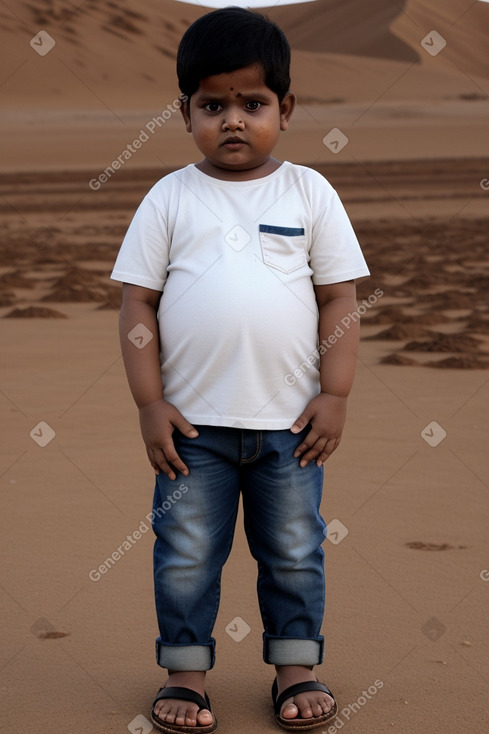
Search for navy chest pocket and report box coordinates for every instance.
[259,224,307,274]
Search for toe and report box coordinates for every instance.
[154,702,169,721]
[197,709,214,726]
[184,712,197,727]
[280,701,299,719]
[312,701,323,717]
[299,704,314,719]
[319,693,335,714]
[175,704,191,726]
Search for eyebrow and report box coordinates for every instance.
[196,89,273,102]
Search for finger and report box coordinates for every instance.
[294,441,313,458]
[316,438,340,466]
[299,439,328,467]
[158,442,190,478]
[172,413,199,439]
[154,452,178,480]
[146,448,160,475]
[290,412,310,435]
[293,429,318,458]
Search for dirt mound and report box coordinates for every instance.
[361,306,412,325]
[97,287,121,310]
[465,312,489,330]
[415,312,452,326]
[42,284,106,303]
[367,324,435,341]
[404,334,483,353]
[42,266,107,303]
[0,270,35,289]
[0,290,17,307]
[418,290,476,310]
[426,356,489,370]
[3,306,67,318]
[380,353,418,366]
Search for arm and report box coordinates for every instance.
[290,279,359,466]
[119,283,198,479]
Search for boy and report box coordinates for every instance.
[111,7,369,733]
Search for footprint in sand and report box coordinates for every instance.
[405,541,466,551]
[37,630,71,639]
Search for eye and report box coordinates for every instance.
[203,102,222,113]
[246,101,261,111]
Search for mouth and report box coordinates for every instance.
[222,137,247,148]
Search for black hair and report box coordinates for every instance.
[177,7,291,102]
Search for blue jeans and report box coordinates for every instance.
[151,425,326,671]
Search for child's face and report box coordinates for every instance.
[180,64,295,179]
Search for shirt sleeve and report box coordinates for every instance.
[111,193,170,291]
[309,181,370,285]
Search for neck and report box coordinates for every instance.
[195,157,282,181]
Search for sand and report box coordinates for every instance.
[1,1,488,733]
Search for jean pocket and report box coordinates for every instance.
[259,224,307,274]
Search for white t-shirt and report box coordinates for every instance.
[111,162,369,429]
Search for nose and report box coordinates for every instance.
[222,109,244,131]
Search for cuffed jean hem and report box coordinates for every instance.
[156,638,216,671]
[263,635,324,666]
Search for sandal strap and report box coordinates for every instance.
[152,686,212,713]
[272,678,334,715]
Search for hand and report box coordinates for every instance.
[290,393,347,467]
[138,399,198,479]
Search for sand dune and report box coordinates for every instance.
[1,0,488,112]
[1,0,488,170]
[394,0,489,80]
[268,0,419,61]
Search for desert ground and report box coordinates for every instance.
[1,1,489,733]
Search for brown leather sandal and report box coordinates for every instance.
[272,678,337,731]
[151,686,218,733]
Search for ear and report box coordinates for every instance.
[279,91,296,131]
[179,95,192,133]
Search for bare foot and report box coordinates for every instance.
[152,671,214,728]
[275,665,335,720]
